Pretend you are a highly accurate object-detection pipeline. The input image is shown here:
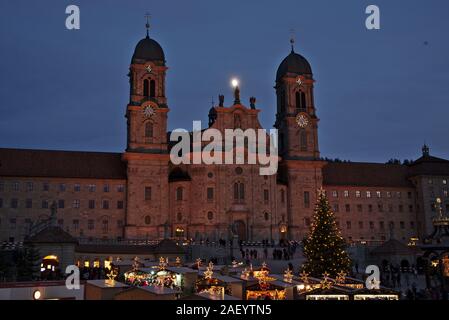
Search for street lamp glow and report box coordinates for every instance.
[231,78,239,88]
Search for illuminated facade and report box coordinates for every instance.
[1,30,449,244]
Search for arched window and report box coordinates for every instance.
[207,211,214,220]
[144,215,151,225]
[264,212,270,221]
[143,79,149,97]
[102,219,108,233]
[150,80,156,97]
[300,130,308,151]
[145,122,153,138]
[296,91,306,110]
[176,187,183,201]
[233,182,245,202]
[280,91,285,113]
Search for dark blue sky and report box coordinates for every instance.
[1,0,448,163]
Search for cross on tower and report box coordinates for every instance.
[145,13,151,37]
[289,28,296,53]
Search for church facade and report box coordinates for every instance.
[1,31,449,245]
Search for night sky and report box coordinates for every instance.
[0,0,448,163]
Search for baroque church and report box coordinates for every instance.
[1,27,449,245]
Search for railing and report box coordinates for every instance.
[77,237,161,246]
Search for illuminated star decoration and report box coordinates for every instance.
[299,270,310,284]
[284,268,293,283]
[320,272,332,289]
[106,268,118,281]
[196,258,202,269]
[336,271,347,284]
[369,277,381,290]
[159,257,167,271]
[204,261,214,280]
[296,76,303,87]
[146,65,153,74]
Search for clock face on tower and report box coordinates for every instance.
[296,112,309,128]
[143,105,156,118]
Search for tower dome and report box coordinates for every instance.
[276,49,312,81]
[131,35,166,65]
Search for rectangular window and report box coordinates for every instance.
[366,191,371,198]
[396,191,401,198]
[356,191,361,198]
[26,182,33,192]
[344,190,349,198]
[42,182,49,191]
[10,218,17,229]
[117,185,125,192]
[73,219,79,231]
[0,198,3,208]
[12,182,19,192]
[410,221,415,229]
[400,221,405,229]
[345,204,350,212]
[387,191,391,198]
[88,219,95,230]
[59,183,66,192]
[11,199,18,209]
[103,184,110,193]
[409,205,413,213]
[264,189,269,203]
[376,191,381,198]
[359,221,364,229]
[379,221,385,230]
[304,217,311,227]
[398,205,404,213]
[207,187,214,201]
[346,221,352,229]
[369,221,374,230]
[333,204,339,212]
[41,200,49,209]
[74,184,81,192]
[145,187,152,201]
[117,220,123,229]
[88,200,95,209]
[102,200,109,209]
[58,199,65,209]
[357,204,362,213]
[332,190,338,198]
[304,191,310,208]
[117,200,124,209]
[388,204,393,212]
[88,184,96,192]
[26,199,32,209]
[73,200,80,209]
[407,192,412,199]
[378,204,383,212]
[368,204,373,212]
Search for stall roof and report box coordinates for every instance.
[86,280,129,289]
[136,285,178,295]
[166,266,198,274]
[271,274,302,285]
[196,292,239,300]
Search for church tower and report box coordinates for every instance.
[123,19,170,239]
[275,38,325,240]
[274,39,319,160]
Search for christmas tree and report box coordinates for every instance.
[301,188,352,278]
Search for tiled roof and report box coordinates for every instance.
[25,226,78,244]
[323,162,412,188]
[0,148,126,179]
